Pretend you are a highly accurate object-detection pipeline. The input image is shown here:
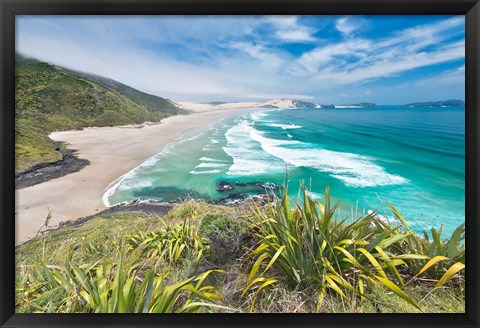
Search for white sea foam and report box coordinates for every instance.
[196,162,228,168]
[116,180,153,191]
[247,127,408,188]
[287,134,293,138]
[367,210,397,225]
[250,111,268,121]
[141,156,161,167]
[191,155,229,173]
[102,168,140,207]
[226,158,282,175]
[223,121,286,175]
[331,174,407,188]
[202,144,216,151]
[269,123,302,130]
[199,157,225,162]
[102,149,172,206]
[306,190,323,200]
[189,169,222,175]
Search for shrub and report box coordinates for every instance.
[199,213,246,264]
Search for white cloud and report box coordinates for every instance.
[230,42,285,69]
[296,17,465,84]
[297,39,371,74]
[265,16,318,43]
[335,16,365,37]
[324,40,464,84]
[16,19,311,101]
[16,30,246,98]
[376,16,464,52]
[15,16,465,104]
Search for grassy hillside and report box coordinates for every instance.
[77,72,181,116]
[15,188,465,313]
[15,55,183,174]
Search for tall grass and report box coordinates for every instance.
[21,255,226,312]
[242,185,465,312]
[16,248,230,313]
[127,217,208,271]
[383,203,465,288]
[16,214,228,313]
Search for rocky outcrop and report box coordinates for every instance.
[217,181,235,192]
[15,142,90,189]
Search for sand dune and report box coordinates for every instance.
[178,99,296,112]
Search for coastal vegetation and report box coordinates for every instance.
[15,186,465,313]
[15,55,183,174]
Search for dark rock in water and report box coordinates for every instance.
[217,181,235,192]
[212,180,281,205]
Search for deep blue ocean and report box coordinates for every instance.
[105,106,465,235]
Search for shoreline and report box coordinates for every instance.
[101,133,185,207]
[15,108,260,246]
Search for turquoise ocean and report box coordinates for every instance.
[105,106,465,235]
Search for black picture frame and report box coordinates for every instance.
[1,1,479,327]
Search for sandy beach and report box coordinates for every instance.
[15,108,257,245]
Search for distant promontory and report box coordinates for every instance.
[404,99,465,107]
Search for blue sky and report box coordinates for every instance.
[16,15,465,104]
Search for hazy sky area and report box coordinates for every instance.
[16,15,465,104]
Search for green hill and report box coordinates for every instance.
[15,55,184,174]
[76,72,180,116]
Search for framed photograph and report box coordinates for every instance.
[1,0,479,327]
